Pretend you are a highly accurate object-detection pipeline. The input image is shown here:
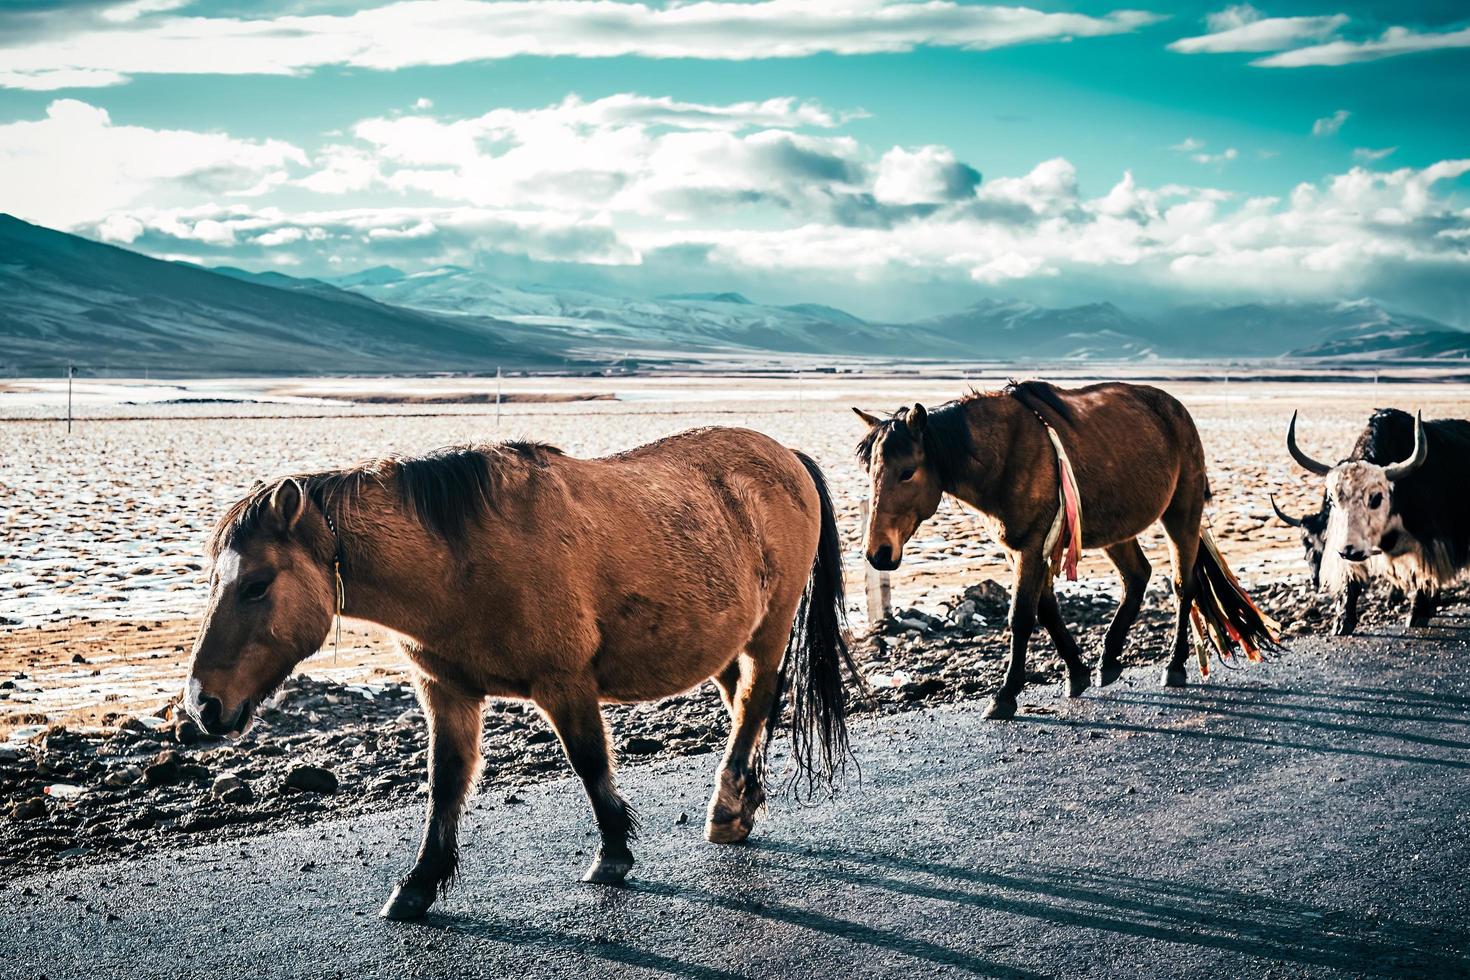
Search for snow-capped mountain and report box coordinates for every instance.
[3,215,1466,373]
[910,299,1161,359]
[333,266,939,356]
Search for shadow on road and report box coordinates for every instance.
[1028,712,1470,770]
[1121,685,1470,728]
[749,842,1469,977]
[1108,692,1470,751]
[429,911,752,980]
[632,878,1046,979]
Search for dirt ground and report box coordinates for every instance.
[5,372,1470,734]
[4,370,1469,878]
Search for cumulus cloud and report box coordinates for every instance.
[0,0,1164,90]
[621,156,1470,300]
[11,91,1468,314]
[1312,109,1350,136]
[297,94,873,218]
[1169,5,1347,54]
[0,99,306,226]
[872,146,980,205]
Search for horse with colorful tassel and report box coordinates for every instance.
[854,379,1279,720]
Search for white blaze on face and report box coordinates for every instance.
[1324,462,1401,565]
[214,548,244,591]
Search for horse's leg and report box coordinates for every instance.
[1332,578,1363,636]
[381,674,484,921]
[535,678,637,885]
[1036,585,1090,699]
[707,647,780,844]
[985,550,1047,720]
[1096,539,1152,687]
[1407,587,1437,628]
[1161,501,1203,690]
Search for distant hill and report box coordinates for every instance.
[1161,300,1464,358]
[911,299,1160,359]
[335,266,934,356]
[3,215,1466,373]
[0,216,564,375]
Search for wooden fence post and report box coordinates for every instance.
[859,499,891,625]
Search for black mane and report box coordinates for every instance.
[213,441,562,553]
[1004,379,1073,425]
[855,400,973,489]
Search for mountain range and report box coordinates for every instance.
[1,214,1465,374]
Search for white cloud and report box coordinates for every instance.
[1170,5,1347,54]
[0,0,1164,90]
[1191,147,1238,165]
[0,99,307,226]
[1312,109,1350,137]
[101,0,193,24]
[298,94,871,217]
[412,97,433,110]
[10,91,1466,311]
[872,146,979,205]
[1256,24,1470,67]
[1352,146,1396,162]
[1171,10,1470,69]
[1171,138,1236,166]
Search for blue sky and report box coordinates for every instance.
[0,0,1467,323]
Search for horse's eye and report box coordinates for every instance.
[899,468,916,482]
[1368,492,1383,510]
[240,578,273,603]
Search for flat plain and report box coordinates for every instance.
[4,370,1470,733]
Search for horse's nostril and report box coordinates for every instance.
[200,696,223,731]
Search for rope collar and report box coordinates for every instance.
[1027,409,1083,582]
[322,508,345,662]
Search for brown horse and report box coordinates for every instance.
[183,427,856,920]
[855,381,1276,719]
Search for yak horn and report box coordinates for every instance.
[1269,494,1304,528]
[1286,411,1331,476]
[1385,411,1429,481]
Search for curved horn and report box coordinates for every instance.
[1269,493,1304,528]
[1384,411,1429,481]
[1286,411,1331,476]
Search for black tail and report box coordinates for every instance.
[1190,528,1281,672]
[768,451,860,798]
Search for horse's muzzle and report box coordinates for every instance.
[184,679,254,738]
[867,545,901,571]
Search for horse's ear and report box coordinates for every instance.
[852,407,882,429]
[266,478,308,533]
[907,403,928,436]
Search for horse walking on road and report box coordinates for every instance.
[183,427,856,920]
[855,381,1277,719]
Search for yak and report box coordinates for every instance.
[1280,407,1470,635]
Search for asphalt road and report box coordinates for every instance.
[3,626,1469,979]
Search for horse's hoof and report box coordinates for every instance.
[705,817,753,845]
[1067,673,1091,698]
[1160,666,1188,689]
[983,696,1017,720]
[1408,616,1432,629]
[1095,661,1124,687]
[380,882,435,921]
[581,850,634,885]
[1331,619,1356,637]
